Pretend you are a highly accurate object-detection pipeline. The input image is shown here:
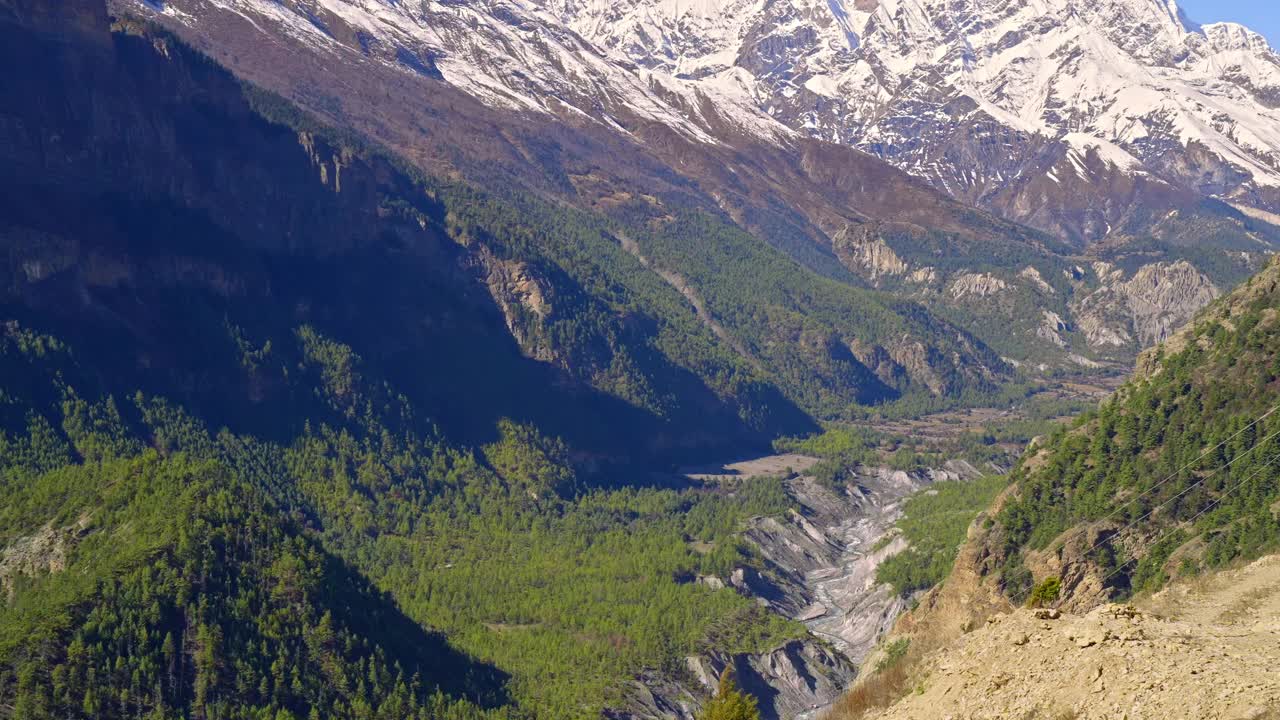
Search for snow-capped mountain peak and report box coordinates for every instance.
[129,0,1280,246]
[542,0,1280,238]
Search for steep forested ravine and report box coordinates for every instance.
[0,3,1019,719]
[16,0,1263,718]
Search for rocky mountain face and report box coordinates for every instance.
[617,639,856,720]
[115,0,1279,375]
[550,0,1280,246]
[1071,259,1222,348]
[104,0,1068,415]
[2,0,841,459]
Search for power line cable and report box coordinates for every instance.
[993,406,1280,598]
[1074,421,1280,562]
[1098,450,1280,587]
[1058,402,1280,559]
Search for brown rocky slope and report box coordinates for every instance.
[845,554,1280,720]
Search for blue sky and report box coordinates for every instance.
[1177,0,1280,48]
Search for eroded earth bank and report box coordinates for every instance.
[615,456,995,720]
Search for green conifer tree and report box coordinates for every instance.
[698,668,759,720]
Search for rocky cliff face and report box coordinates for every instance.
[0,518,90,599]
[1136,254,1280,379]
[831,226,910,280]
[466,245,558,364]
[1072,260,1222,350]
[611,640,856,720]
[549,0,1280,247]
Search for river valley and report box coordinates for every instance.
[614,453,999,720]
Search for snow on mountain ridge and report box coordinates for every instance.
[150,0,801,148]
[1201,22,1275,55]
[547,0,1280,227]
[133,0,1280,246]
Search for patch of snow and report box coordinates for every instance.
[1062,132,1145,172]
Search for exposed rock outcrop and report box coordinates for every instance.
[610,640,857,720]
[1021,524,1127,614]
[1121,262,1222,345]
[831,225,908,280]
[0,516,91,599]
[466,245,556,362]
[880,339,1002,398]
[1072,260,1220,350]
[1036,310,1069,348]
[948,272,1008,300]
[1075,310,1135,348]
[1136,256,1280,379]
[689,641,857,720]
[1018,266,1054,294]
[619,459,994,719]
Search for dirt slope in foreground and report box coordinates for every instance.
[866,555,1280,720]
